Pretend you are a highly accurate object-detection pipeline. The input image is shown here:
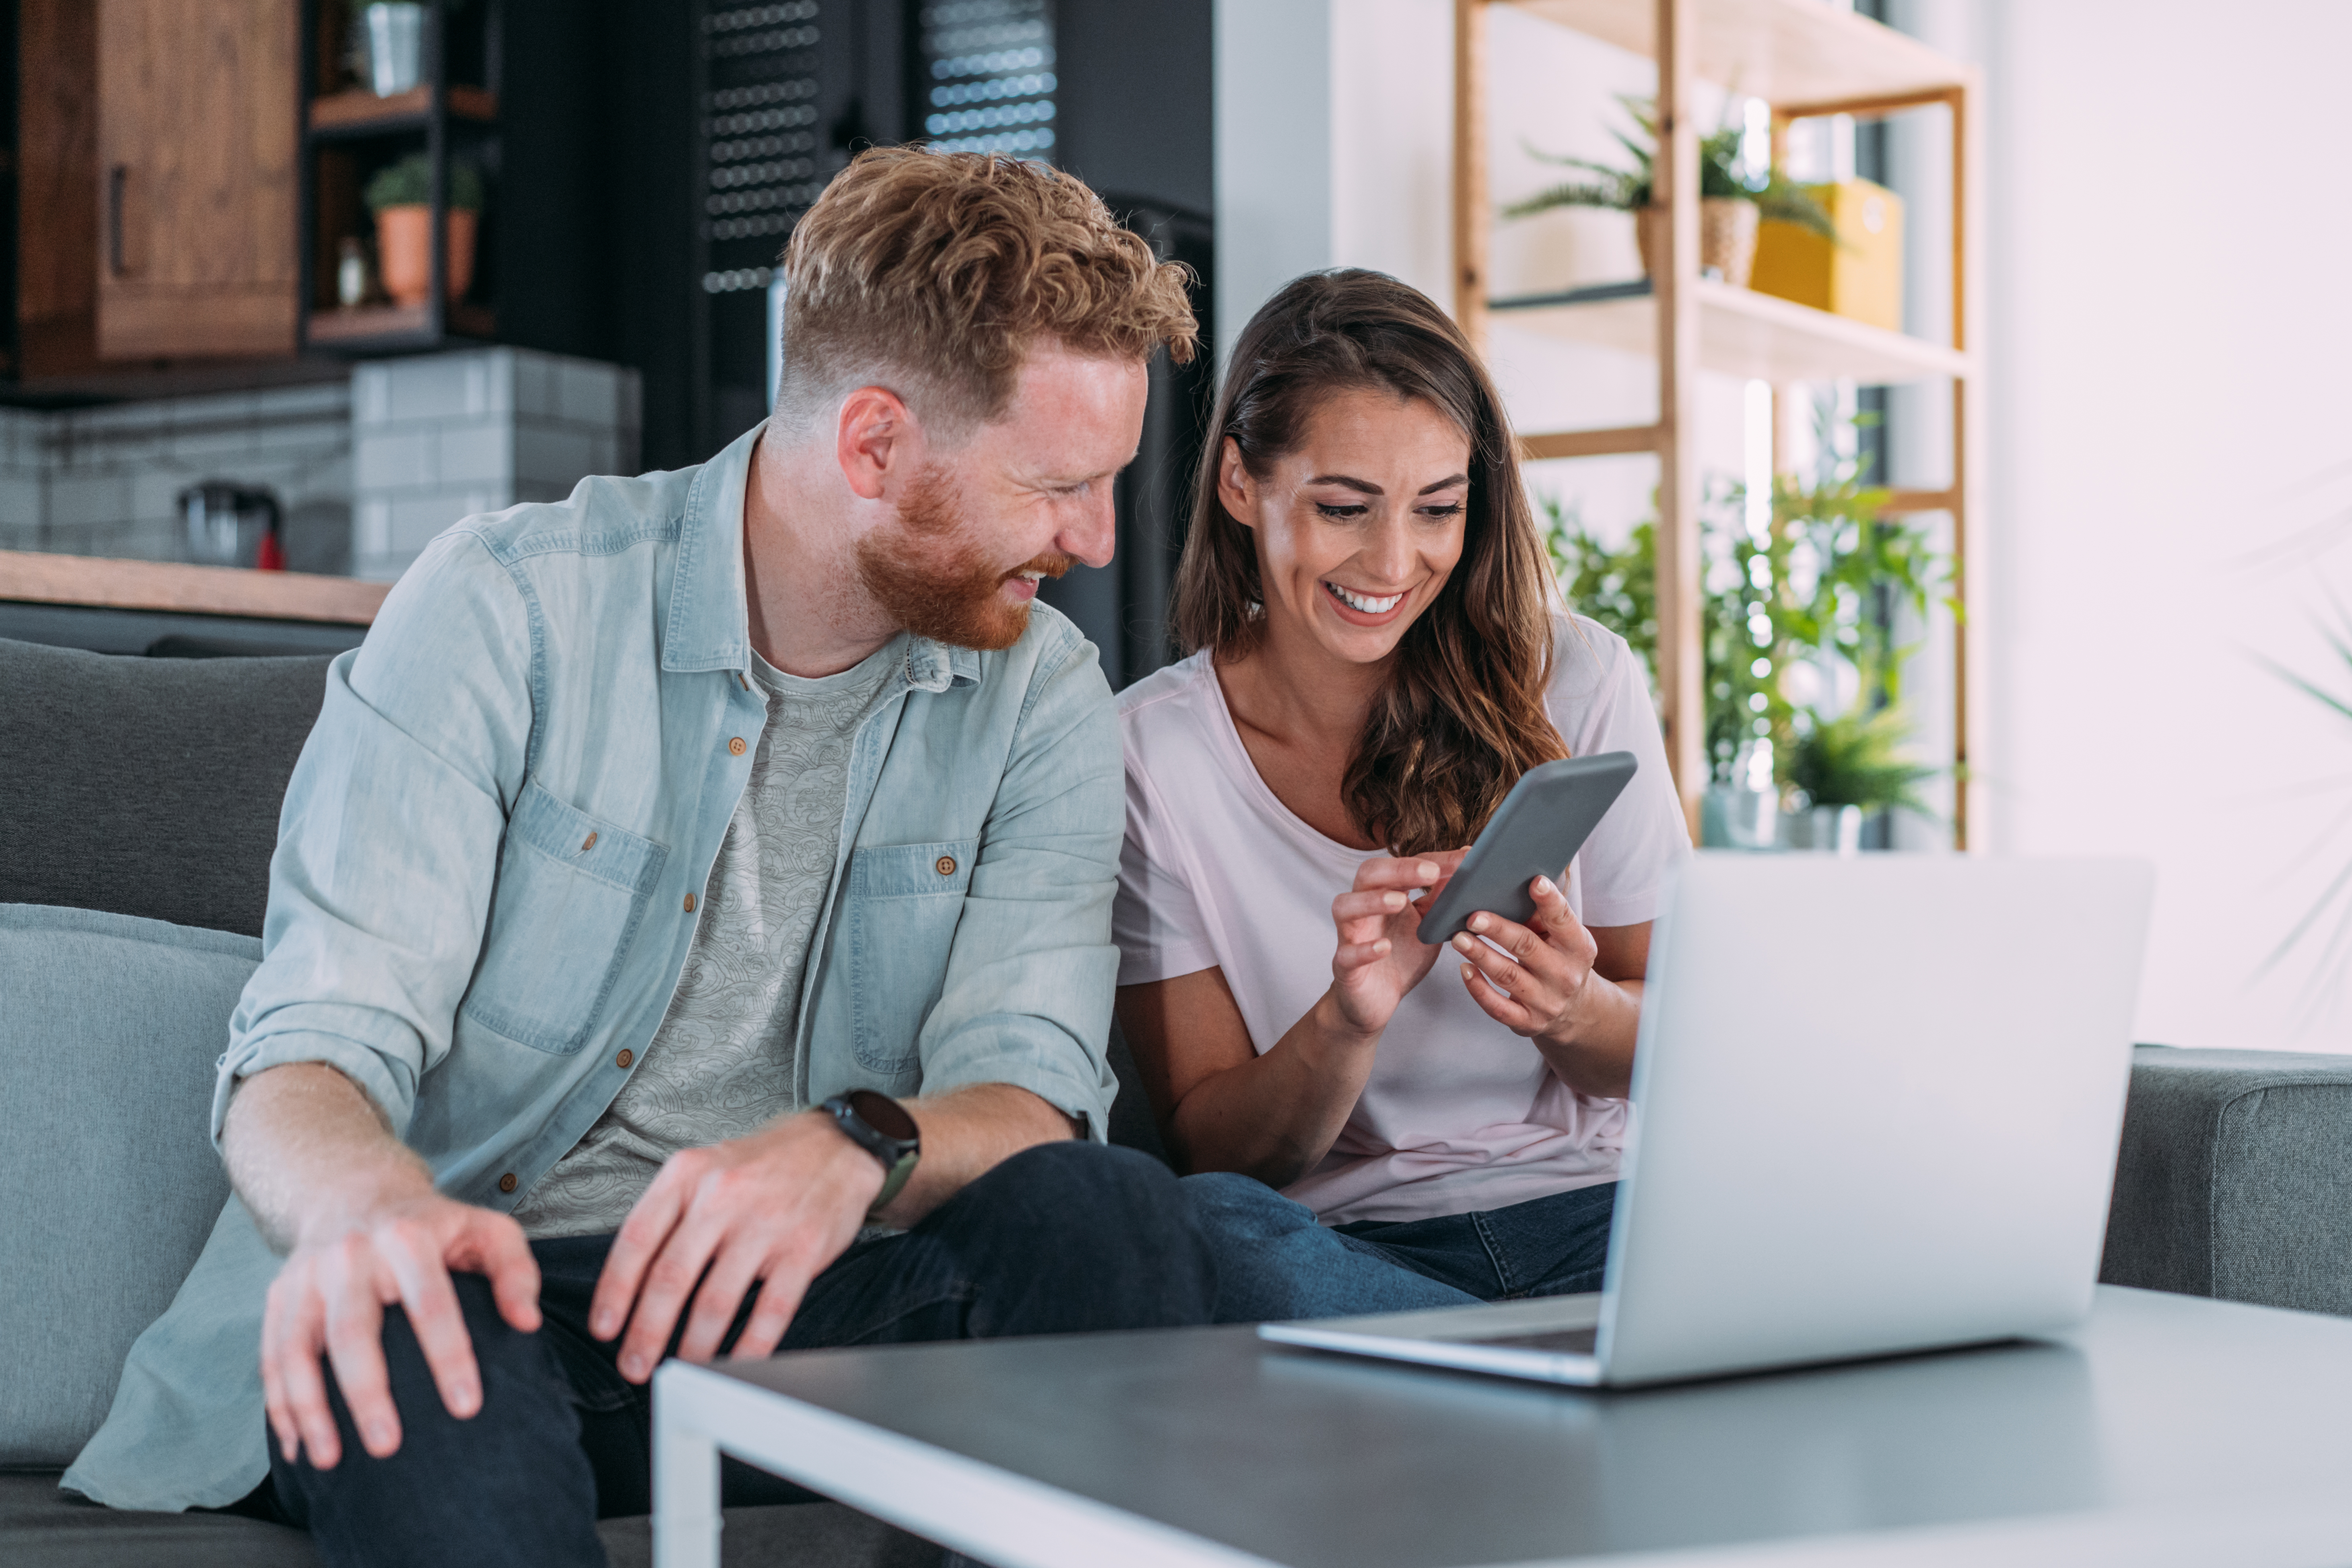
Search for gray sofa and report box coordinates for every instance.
[2,633,2346,1565]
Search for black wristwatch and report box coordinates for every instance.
[820,1090,921,1218]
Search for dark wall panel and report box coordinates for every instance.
[602,0,703,472]
[494,0,610,363]
[596,0,1212,499]
[1053,0,1211,218]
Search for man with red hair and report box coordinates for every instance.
[67,149,1211,1567]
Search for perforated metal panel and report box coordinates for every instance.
[692,0,847,447]
[699,1,827,279]
[915,0,1057,158]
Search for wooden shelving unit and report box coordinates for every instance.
[1492,277,1969,388]
[309,83,498,136]
[296,0,504,356]
[1454,0,1987,846]
[305,299,495,346]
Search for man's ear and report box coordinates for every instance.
[835,385,919,502]
[1217,436,1256,530]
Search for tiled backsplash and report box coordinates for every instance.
[0,348,643,583]
[352,350,643,581]
[0,382,353,570]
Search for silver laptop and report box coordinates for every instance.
[1259,852,2155,1387]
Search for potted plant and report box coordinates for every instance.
[1542,408,1953,848]
[1784,704,1938,853]
[364,153,485,308]
[1505,96,1835,287]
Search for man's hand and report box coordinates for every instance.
[260,1187,540,1469]
[226,1061,543,1471]
[589,1111,886,1383]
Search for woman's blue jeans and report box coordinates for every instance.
[1181,1172,1619,1321]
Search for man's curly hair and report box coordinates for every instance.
[775,147,1199,435]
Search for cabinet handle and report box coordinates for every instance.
[107,165,128,276]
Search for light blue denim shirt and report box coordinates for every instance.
[64,424,1123,1510]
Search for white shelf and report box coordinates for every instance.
[1508,0,1973,107]
[1490,278,1970,386]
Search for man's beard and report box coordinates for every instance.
[856,464,1074,652]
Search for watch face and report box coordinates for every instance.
[847,1088,918,1144]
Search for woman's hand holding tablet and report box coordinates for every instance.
[1325,847,1468,1039]
[1319,754,1638,1047]
[1404,751,1641,1047]
[1413,753,1638,943]
[1448,874,1608,1046]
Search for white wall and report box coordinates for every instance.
[1982,0,2352,1051]
[1212,0,1334,356]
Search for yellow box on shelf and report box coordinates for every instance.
[1750,179,1904,333]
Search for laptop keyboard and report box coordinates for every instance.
[1465,1325,1600,1354]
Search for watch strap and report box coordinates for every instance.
[869,1145,918,1216]
[820,1091,920,1219]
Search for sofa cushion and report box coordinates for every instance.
[0,1472,945,1567]
[2101,1045,2352,1317]
[0,637,331,938]
[0,905,258,1467]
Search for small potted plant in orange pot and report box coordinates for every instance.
[364,153,485,307]
[1506,97,1833,288]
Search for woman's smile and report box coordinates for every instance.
[1321,578,1410,623]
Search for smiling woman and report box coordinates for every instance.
[1112,269,1689,1324]
[1171,272,1564,859]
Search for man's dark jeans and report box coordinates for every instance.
[260,1141,1214,1567]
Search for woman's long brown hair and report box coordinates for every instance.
[1171,269,1565,856]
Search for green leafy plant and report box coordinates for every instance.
[364,153,486,213]
[1538,409,1953,813]
[1786,703,1937,813]
[1503,95,1836,240]
[1548,505,1656,657]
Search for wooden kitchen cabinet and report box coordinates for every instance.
[95,0,300,360]
[17,0,101,377]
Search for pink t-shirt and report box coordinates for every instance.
[1113,613,1689,1224]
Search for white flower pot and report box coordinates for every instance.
[1804,804,1865,855]
[365,3,424,97]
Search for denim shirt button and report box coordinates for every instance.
[728,736,747,756]
[497,1172,518,1194]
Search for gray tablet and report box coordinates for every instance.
[1413,752,1639,944]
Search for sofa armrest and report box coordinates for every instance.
[2102,1045,2352,1317]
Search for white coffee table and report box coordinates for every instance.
[652,1286,2352,1567]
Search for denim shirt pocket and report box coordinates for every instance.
[843,838,977,1078]
[460,781,669,1055]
